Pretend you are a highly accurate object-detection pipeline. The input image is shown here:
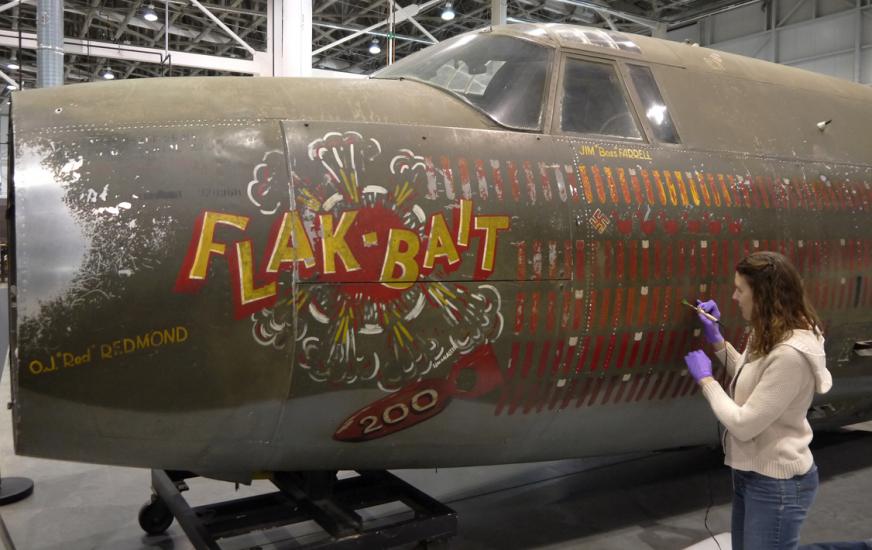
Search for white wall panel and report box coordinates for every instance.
[863,10,872,39]
[789,51,855,80]
[715,34,774,59]
[816,0,854,18]
[667,23,701,44]
[778,0,814,26]
[778,14,855,62]
[861,48,872,84]
[711,4,767,42]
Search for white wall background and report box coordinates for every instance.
[666,0,872,85]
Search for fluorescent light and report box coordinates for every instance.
[143,4,159,22]
[7,62,19,70]
[368,39,381,55]
[101,67,115,80]
[441,2,455,20]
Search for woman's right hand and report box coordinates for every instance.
[696,299,724,344]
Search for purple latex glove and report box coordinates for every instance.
[684,350,713,383]
[696,299,723,344]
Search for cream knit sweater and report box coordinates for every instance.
[701,329,832,479]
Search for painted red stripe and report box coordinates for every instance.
[747,177,761,208]
[604,167,620,204]
[523,161,537,203]
[507,161,521,202]
[589,335,605,371]
[541,342,566,412]
[586,377,605,407]
[490,160,504,201]
[631,169,644,205]
[440,156,456,199]
[561,290,571,329]
[615,333,631,369]
[626,335,642,370]
[532,241,543,280]
[664,240,674,279]
[628,241,638,280]
[697,172,711,207]
[612,377,629,404]
[673,171,689,206]
[649,287,661,325]
[647,373,665,400]
[649,330,667,365]
[604,241,613,281]
[615,240,626,281]
[534,162,551,202]
[624,375,643,403]
[611,288,624,329]
[575,240,586,280]
[575,336,592,374]
[738,176,752,208]
[495,341,521,415]
[674,241,686,278]
[548,241,558,279]
[563,240,573,280]
[658,372,677,400]
[653,170,668,205]
[580,165,594,203]
[508,343,536,415]
[574,378,594,408]
[654,241,663,278]
[601,377,619,405]
[723,239,733,276]
[513,293,525,335]
[642,169,656,204]
[641,242,650,280]
[699,241,708,278]
[756,176,771,208]
[671,374,688,399]
[516,241,527,280]
[592,165,607,204]
[565,165,580,203]
[530,292,541,333]
[475,159,489,200]
[546,291,557,331]
[707,174,721,207]
[599,288,611,329]
[709,240,719,277]
[662,331,680,366]
[457,157,472,200]
[601,334,618,371]
[637,290,649,326]
[618,168,632,204]
[625,289,636,326]
[634,373,653,401]
[523,341,552,414]
[573,293,584,331]
[688,241,698,277]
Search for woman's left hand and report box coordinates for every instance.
[684,350,713,383]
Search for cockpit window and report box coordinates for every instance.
[627,65,680,144]
[560,58,642,140]
[373,34,552,131]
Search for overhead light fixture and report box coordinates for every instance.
[101,66,115,80]
[441,2,455,20]
[7,53,19,70]
[143,3,159,22]
[368,38,381,55]
[6,84,17,91]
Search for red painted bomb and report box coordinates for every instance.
[175,199,510,318]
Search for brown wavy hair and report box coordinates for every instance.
[736,251,821,356]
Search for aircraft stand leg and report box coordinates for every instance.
[144,469,457,549]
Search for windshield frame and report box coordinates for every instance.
[372,31,556,133]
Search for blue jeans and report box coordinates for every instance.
[732,465,819,550]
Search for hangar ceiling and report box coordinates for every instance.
[0,0,770,95]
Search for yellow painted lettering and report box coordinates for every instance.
[423,214,460,269]
[162,329,175,344]
[176,326,189,343]
[123,338,136,353]
[136,334,150,350]
[188,212,249,280]
[28,360,44,375]
[266,211,316,272]
[235,241,278,305]
[379,229,421,290]
[150,331,164,347]
[100,344,113,359]
[456,199,473,247]
[474,215,510,272]
[320,211,361,274]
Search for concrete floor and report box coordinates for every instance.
[1,283,871,549]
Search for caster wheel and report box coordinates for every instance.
[138,497,174,535]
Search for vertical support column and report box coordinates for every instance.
[270,0,311,77]
[854,0,862,83]
[36,0,63,87]
[491,0,506,26]
[770,0,779,63]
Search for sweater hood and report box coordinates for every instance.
[779,329,831,394]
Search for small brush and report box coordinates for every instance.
[681,299,725,327]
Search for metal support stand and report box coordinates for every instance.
[143,469,456,549]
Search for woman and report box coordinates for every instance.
[683,251,831,550]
